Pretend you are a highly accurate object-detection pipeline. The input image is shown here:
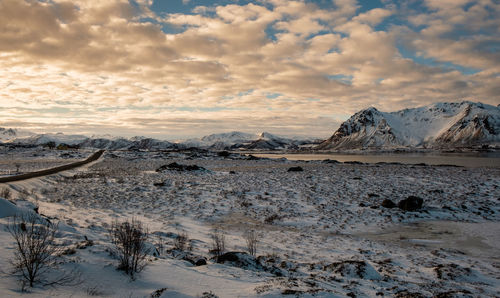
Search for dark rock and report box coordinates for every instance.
[359,202,366,207]
[150,288,168,298]
[217,151,231,157]
[344,161,364,165]
[287,166,304,172]
[216,251,252,265]
[173,251,207,266]
[368,193,380,198]
[156,162,206,172]
[229,171,236,174]
[394,290,425,298]
[216,252,285,276]
[381,199,396,208]
[322,159,340,164]
[398,196,423,211]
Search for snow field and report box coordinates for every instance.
[0,149,498,297]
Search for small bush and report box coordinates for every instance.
[210,229,226,258]
[244,229,258,256]
[1,187,12,200]
[173,231,190,251]
[110,218,150,278]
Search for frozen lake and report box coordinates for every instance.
[252,152,500,167]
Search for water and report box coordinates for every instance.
[251,152,500,168]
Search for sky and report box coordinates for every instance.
[0,0,499,140]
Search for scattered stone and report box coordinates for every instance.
[323,260,380,279]
[287,166,304,172]
[282,289,304,295]
[434,289,473,298]
[398,196,423,211]
[76,237,94,249]
[434,263,472,280]
[381,199,396,208]
[368,193,380,198]
[200,291,219,298]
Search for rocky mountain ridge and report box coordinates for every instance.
[316,101,500,150]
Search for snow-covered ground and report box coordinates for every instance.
[0,148,499,297]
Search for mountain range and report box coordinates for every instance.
[2,101,498,151]
[316,101,499,150]
[0,129,319,151]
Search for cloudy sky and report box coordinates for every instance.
[0,0,499,139]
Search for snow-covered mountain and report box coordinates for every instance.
[180,131,318,150]
[181,131,257,149]
[0,128,33,142]
[11,133,89,146]
[2,131,180,151]
[242,132,299,150]
[316,101,500,150]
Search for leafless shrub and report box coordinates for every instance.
[210,229,226,258]
[110,218,150,279]
[7,213,79,288]
[17,191,29,201]
[154,234,165,256]
[244,229,259,256]
[173,231,189,251]
[86,285,106,296]
[1,187,12,200]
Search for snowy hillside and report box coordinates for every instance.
[317,101,500,150]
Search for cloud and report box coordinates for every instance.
[0,0,498,139]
